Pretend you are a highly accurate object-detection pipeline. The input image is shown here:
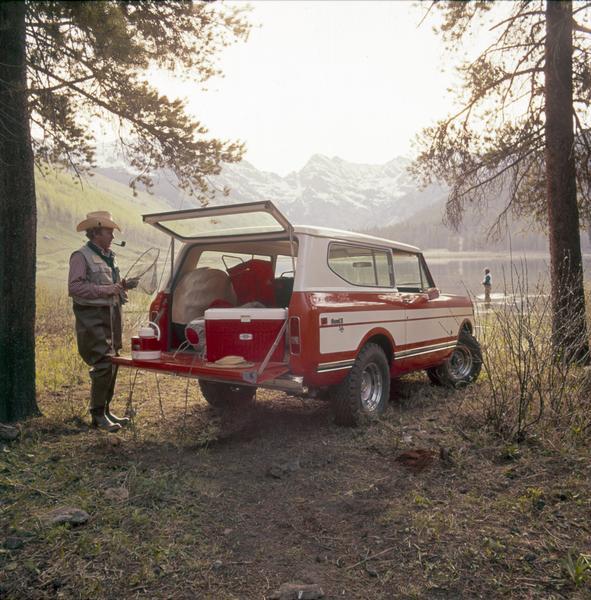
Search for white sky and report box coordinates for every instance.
[157,1,468,175]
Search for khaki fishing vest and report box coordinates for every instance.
[70,245,120,307]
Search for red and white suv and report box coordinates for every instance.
[113,201,481,425]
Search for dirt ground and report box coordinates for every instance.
[1,372,591,599]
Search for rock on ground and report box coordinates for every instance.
[267,459,301,479]
[269,582,324,600]
[104,487,129,502]
[0,424,19,441]
[40,506,90,527]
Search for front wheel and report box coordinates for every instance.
[429,331,482,388]
[330,343,390,427]
[198,380,256,410]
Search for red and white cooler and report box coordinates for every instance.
[204,308,287,363]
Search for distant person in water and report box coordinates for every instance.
[482,268,492,306]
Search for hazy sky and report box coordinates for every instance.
[157,1,468,175]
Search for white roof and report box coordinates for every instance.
[293,225,420,253]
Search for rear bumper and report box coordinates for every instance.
[111,352,292,388]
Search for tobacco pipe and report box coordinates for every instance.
[113,241,126,247]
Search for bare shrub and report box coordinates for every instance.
[464,261,591,442]
[35,285,151,418]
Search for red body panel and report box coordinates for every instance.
[286,290,472,387]
[148,291,170,350]
[120,286,473,391]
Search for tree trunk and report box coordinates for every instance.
[544,0,589,363]
[0,2,40,421]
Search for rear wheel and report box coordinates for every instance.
[330,343,390,427]
[427,331,482,388]
[198,380,256,409]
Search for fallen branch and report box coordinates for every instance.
[345,546,395,571]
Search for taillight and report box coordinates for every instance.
[289,316,301,355]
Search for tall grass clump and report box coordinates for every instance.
[466,262,591,443]
[36,284,86,416]
[35,284,152,416]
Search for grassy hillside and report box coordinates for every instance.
[36,169,175,288]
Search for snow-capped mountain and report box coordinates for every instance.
[214,155,445,230]
[97,154,445,231]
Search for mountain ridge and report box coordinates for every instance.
[97,153,446,230]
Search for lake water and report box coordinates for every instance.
[426,253,591,299]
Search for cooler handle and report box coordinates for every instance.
[148,321,161,341]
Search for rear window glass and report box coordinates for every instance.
[154,210,285,239]
[328,243,393,287]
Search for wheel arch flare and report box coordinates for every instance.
[360,330,395,366]
[460,318,474,336]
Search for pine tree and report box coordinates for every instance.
[412,0,590,362]
[0,1,250,422]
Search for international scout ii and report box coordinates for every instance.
[113,201,481,426]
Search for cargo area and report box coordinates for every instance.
[166,241,297,358]
[115,256,294,382]
[115,202,298,383]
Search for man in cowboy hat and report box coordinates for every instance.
[68,211,138,432]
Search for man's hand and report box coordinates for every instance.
[106,283,123,296]
[123,277,140,290]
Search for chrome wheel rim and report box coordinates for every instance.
[449,344,473,380]
[360,363,383,412]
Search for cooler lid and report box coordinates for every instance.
[143,201,293,243]
[205,308,288,321]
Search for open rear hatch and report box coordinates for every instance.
[113,201,295,385]
[142,200,293,243]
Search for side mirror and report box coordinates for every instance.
[426,287,440,300]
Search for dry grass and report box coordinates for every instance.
[1,287,590,598]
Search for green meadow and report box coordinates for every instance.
[35,168,173,288]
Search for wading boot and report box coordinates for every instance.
[90,408,121,433]
[106,409,130,427]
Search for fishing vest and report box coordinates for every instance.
[70,244,121,307]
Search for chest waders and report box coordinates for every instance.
[71,245,127,431]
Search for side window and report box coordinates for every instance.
[392,251,432,292]
[328,243,393,287]
[419,255,435,289]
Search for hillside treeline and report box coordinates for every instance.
[369,198,591,254]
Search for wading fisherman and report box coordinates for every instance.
[482,267,492,307]
[68,211,137,432]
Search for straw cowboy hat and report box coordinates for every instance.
[76,211,121,232]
